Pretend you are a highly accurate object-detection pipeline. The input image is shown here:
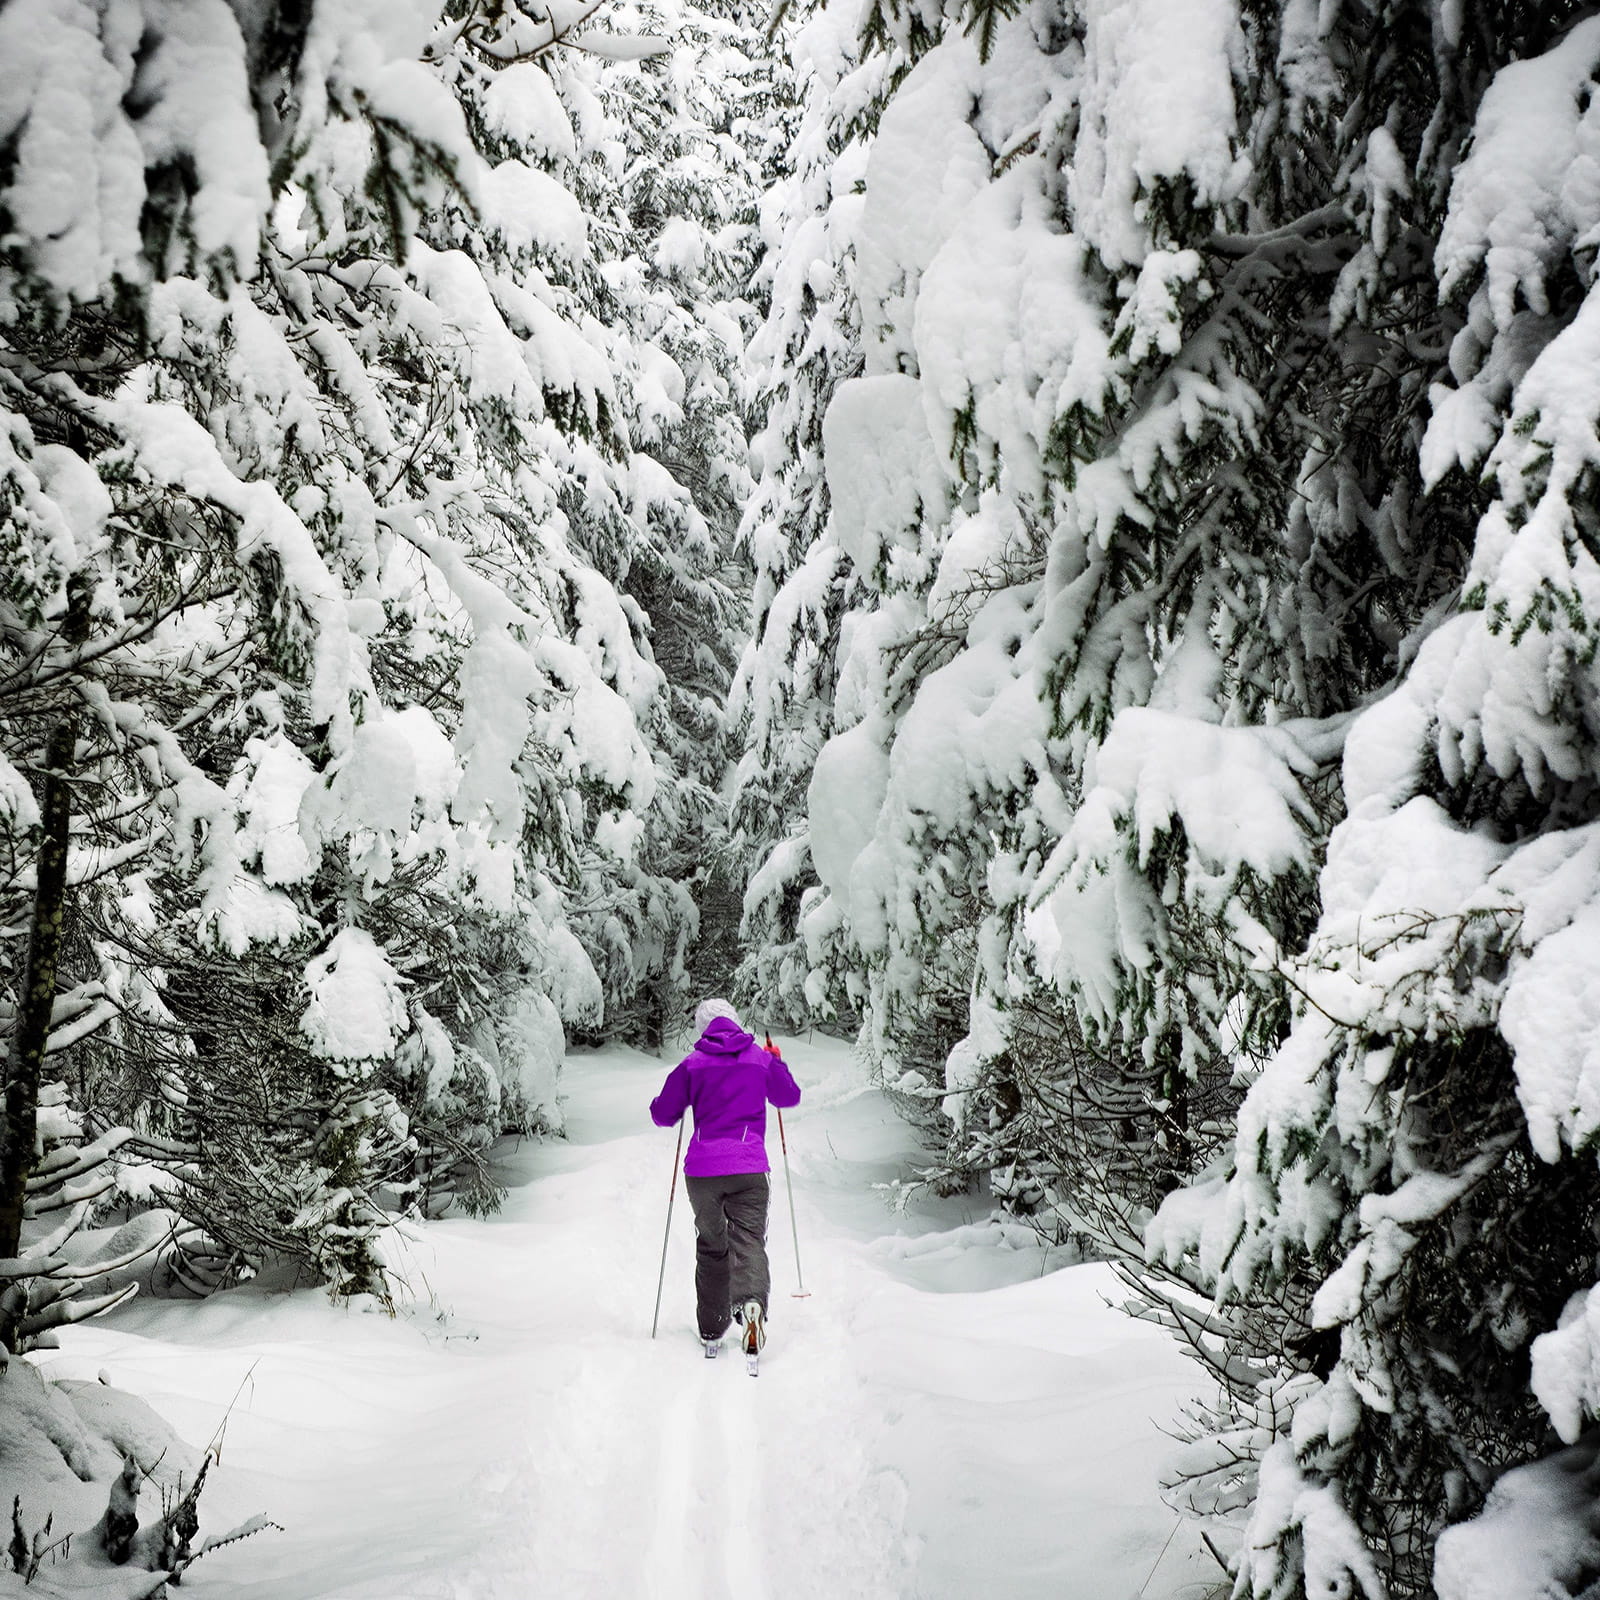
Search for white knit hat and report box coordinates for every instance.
[694,997,743,1034]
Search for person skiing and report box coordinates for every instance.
[650,998,801,1362]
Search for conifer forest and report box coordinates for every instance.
[6,2,1600,1596]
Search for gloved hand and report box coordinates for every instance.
[764,1031,783,1060]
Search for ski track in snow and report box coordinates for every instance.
[37,1040,1210,1599]
[645,1371,695,1598]
[718,1372,767,1600]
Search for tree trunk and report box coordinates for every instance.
[0,719,75,1270]
[642,971,665,1054]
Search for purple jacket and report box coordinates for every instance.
[650,1017,801,1177]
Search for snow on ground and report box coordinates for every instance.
[35,1036,1214,1599]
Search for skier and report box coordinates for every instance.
[650,999,801,1364]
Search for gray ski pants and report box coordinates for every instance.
[684,1172,771,1339]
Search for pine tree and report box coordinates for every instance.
[1,0,766,1301]
[728,0,877,1026]
[1146,8,1600,1596]
[0,0,397,1320]
[542,0,774,1039]
[737,0,1600,1591]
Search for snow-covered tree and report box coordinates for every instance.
[0,0,425,1316]
[1,0,767,1306]
[727,4,876,1026]
[739,0,1600,1590]
[538,0,774,1039]
[1146,9,1600,1596]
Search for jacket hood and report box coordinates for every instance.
[695,1015,754,1055]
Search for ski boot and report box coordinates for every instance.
[741,1299,765,1376]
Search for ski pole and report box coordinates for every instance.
[776,1107,809,1298]
[764,1032,810,1298]
[651,1120,685,1339]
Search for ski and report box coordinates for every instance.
[746,1349,759,1377]
[704,1339,720,1360]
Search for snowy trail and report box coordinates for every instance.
[39,1039,1213,1599]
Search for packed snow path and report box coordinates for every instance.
[41,1040,1214,1598]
